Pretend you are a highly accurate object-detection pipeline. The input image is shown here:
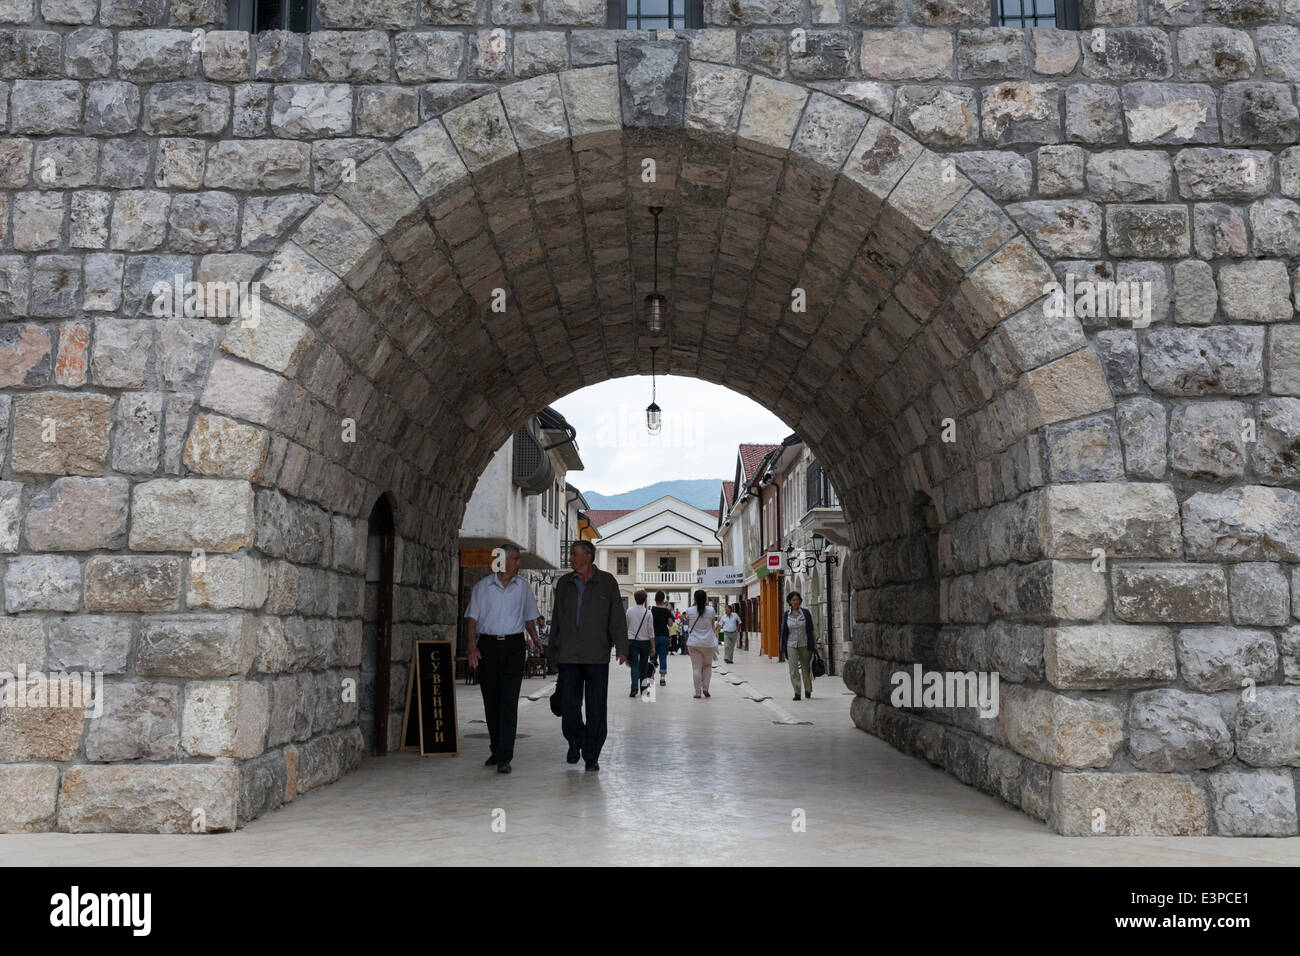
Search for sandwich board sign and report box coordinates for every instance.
[401,640,459,756]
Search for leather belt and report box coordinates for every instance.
[480,632,523,640]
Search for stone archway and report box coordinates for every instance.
[9,43,1266,837]
[157,46,1143,835]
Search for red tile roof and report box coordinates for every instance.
[739,443,780,482]
[704,509,718,518]
[721,480,734,508]
[583,509,632,529]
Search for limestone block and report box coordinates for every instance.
[59,765,239,833]
[85,555,182,612]
[1044,624,1176,688]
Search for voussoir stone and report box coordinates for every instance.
[618,39,687,128]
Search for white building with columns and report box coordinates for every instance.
[587,496,722,609]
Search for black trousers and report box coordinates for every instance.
[477,635,526,763]
[559,662,609,762]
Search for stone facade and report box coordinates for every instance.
[0,0,1297,836]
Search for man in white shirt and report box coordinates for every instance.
[465,545,541,774]
[720,604,742,664]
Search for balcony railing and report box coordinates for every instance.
[634,571,697,584]
[805,461,839,513]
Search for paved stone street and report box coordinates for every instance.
[4,646,1298,866]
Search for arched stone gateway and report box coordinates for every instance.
[1,28,1297,836]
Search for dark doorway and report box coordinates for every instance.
[363,495,396,756]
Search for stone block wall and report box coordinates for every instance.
[0,0,1294,835]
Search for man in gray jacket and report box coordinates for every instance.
[549,540,627,771]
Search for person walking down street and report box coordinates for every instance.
[541,618,558,675]
[651,590,672,687]
[625,590,655,698]
[720,604,742,664]
[550,540,627,771]
[682,590,718,699]
[464,545,541,774]
[780,591,816,701]
[668,616,680,655]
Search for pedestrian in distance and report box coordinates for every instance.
[668,616,680,655]
[550,540,628,771]
[464,545,541,774]
[780,591,816,701]
[651,590,672,687]
[625,589,655,698]
[682,589,718,699]
[720,603,742,664]
[541,618,558,675]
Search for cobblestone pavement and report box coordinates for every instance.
[5,646,1299,865]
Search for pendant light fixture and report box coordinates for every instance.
[644,206,668,335]
[646,346,662,436]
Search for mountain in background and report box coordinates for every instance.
[581,479,728,511]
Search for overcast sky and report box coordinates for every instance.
[552,376,790,497]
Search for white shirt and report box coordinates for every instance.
[683,606,717,648]
[625,605,654,642]
[721,612,741,633]
[464,573,540,636]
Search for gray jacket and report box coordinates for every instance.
[549,567,628,665]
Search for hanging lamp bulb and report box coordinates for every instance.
[644,206,668,335]
[646,346,662,436]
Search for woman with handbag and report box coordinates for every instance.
[682,589,718,699]
[779,591,817,701]
[625,589,655,698]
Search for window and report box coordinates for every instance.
[658,556,676,572]
[616,556,629,575]
[992,0,1078,28]
[229,0,316,32]
[707,557,720,567]
[608,0,702,29]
